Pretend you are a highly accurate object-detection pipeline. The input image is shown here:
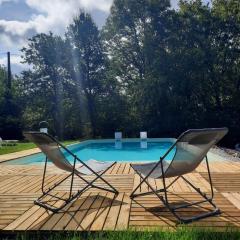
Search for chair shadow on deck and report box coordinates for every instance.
[30,193,126,231]
[131,192,226,227]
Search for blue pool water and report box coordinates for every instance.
[4,139,176,165]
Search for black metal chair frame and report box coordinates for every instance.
[32,135,118,213]
[130,139,219,224]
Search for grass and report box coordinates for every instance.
[0,140,79,155]
[1,228,240,240]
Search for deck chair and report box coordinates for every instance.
[115,132,122,140]
[140,131,147,140]
[140,131,148,149]
[130,128,228,223]
[24,132,118,212]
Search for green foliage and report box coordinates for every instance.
[0,65,22,140]
[101,0,240,144]
[20,33,71,139]
[1,228,240,240]
[0,140,78,155]
[3,1,240,146]
[0,65,5,101]
[66,12,106,136]
[0,142,36,155]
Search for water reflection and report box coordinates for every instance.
[115,140,122,149]
[140,141,148,149]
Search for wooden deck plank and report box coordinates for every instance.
[197,162,240,173]
[29,194,68,230]
[21,175,58,193]
[115,193,131,230]
[1,176,32,194]
[89,192,115,231]
[103,193,124,230]
[0,194,36,230]
[222,193,240,210]
[129,193,240,228]
[0,176,25,193]
[200,173,240,192]
[41,192,90,230]
[21,193,66,230]
[1,160,240,231]
[4,193,63,230]
[64,193,98,230]
[77,193,108,231]
[117,163,125,175]
[110,163,121,175]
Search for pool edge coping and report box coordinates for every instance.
[0,141,81,164]
[0,138,177,164]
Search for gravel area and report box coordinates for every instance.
[210,146,240,162]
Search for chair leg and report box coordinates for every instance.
[90,162,119,194]
[172,156,220,223]
[130,159,220,224]
[35,187,88,213]
[35,160,118,212]
[35,156,89,212]
[77,162,119,194]
[130,170,166,201]
[159,182,220,224]
[130,175,180,198]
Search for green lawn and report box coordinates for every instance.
[0,140,79,155]
[1,228,240,240]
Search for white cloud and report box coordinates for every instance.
[170,0,179,9]
[79,0,112,12]
[0,0,113,73]
[0,0,188,74]
[26,0,112,14]
[0,56,7,66]
[0,19,35,36]
[0,34,15,48]
[0,0,112,38]
[0,54,28,74]
[0,55,23,67]
[10,55,23,65]
[0,0,183,44]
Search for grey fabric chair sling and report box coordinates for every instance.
[130,128,228,223]
[24,132,118,212]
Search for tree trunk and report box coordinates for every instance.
[86,94,97,137]
[53,75,64,140]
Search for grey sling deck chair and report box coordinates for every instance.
[130,128,228,224]
[24,132,118,212]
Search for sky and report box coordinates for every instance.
[0,0,208,74]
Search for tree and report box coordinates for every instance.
[102,0,174,135]
[21,33,70,139]
[0,65,22,139]
[15,0,240,146]
[210,0,240,144]
[66,12,105,136]
[0,65,5,102]
[102,0,240,145]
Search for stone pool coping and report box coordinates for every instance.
[0,141,83,163]
[0,138,176,164]
[0,148,41,163]
[0,146,236,165]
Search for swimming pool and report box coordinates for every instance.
[3,138,177,165]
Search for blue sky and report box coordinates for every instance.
[0,0,209,73]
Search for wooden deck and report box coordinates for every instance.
[0,160,240,231]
